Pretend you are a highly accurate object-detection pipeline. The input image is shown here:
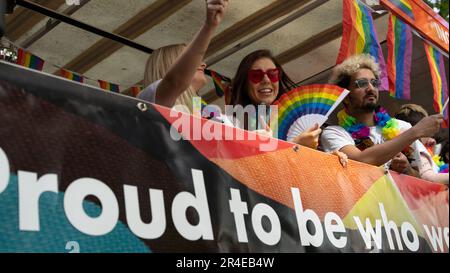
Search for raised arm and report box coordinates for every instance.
[155,0,229,107]
[341,114,444,166]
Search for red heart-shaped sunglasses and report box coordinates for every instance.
[248,68,280,84]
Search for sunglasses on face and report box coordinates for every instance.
[354,78,381,89]
[248,68,280,84]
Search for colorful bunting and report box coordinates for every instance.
[98,80,120,93]
[16,48,44,71]
[60,68,84,83]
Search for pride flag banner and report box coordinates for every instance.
[60,68,84,83]
[15,48,44,71]
[387,14,413,99]
[98,80,120,93]
[336,0,389,91]
[0,61,448,253]
[205,69,230,97]
[424,43,449,128]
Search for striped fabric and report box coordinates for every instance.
[387,14,413,99]
[424,43,449,128]
[205,69,230,97]
[336,0,389,91]
[60,68,84,83]
[16,48,44,71]
[98,80,120,93]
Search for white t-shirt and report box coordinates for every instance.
[320,119,437,170]
[137,79,234,126]
[320,119,412,152]
[137,79,161,103]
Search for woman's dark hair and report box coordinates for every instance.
[230,49,297,107]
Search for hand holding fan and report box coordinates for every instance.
[270,84,349,141]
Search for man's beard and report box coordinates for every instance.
[362,102,377,112]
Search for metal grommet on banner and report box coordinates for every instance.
[293,145,300,152]
[137,102,148,112]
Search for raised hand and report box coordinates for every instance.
[412,114,444,138]
[206,0,229,28]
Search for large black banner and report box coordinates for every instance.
[0,61,448,253]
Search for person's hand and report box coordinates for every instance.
[332,150,348,168]
[412,114,444,138]
[421,137,436,149]
[206,0,228,28]
[292,123,321,149]
[390,152,412,174]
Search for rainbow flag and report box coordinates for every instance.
[424,43,449,128]
[131,86,142,97]
[60,68,84,83]
[390,0,415,20]
[98,80,120,93]
[336,0,388,91]
[387,14,412,99]
[204,69,230,97]
[16,48,44,71]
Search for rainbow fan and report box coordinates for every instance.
[271,84,349,141]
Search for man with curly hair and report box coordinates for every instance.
[320,54,444,175]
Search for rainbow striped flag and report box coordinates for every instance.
[424,43,449,128]
[16,48,44,71]
[336,0,388,91]
[98,80,120,93]
[60,68,84,83]
[390,0,415,20]
[131,86,143,97]
[387,14,413,99]
[205,69,230,97]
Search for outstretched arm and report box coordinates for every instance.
[155,0,229,107]
[340,115,444,166]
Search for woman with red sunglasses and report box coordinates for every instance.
[228,50,325,150]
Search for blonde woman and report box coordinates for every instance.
[138,0,228,113]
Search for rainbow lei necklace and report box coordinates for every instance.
[432,155,449,174]
[337,106,401,144]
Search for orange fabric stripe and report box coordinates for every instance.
[211,147,385,219]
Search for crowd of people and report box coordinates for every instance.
[138,0,448,185]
